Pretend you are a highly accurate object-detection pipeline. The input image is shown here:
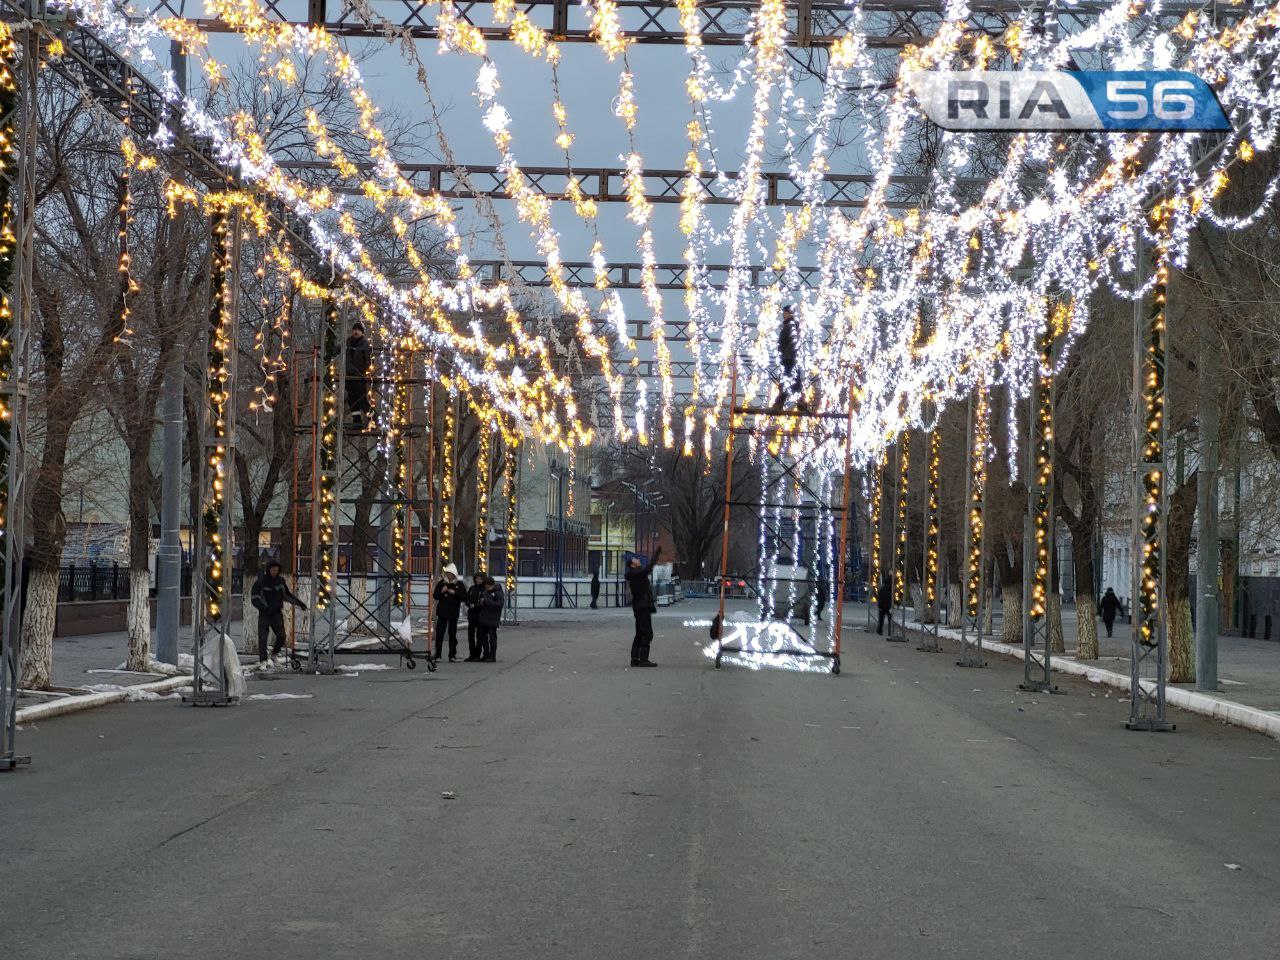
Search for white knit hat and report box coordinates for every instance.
[443,563,459,576]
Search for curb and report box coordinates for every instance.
[906,620,1280,742]
[15,675,193,725]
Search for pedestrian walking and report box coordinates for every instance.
[345,321,372,428]
[1099,587,1122,638]
[433,563,466,662]
[477,575,505,662]
[876,577,893,636]
[625,546,662,667]
[250,559,306,664]
[464,572,485,661]
[590,569,601,609]
[816,577,828,622]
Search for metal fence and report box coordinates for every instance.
[57,563,244,603]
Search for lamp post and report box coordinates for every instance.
[550,456,567,608]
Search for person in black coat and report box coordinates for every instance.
[476,576,505,662]
[1099,587,1122,638]
[590,569,601,609]
[432,563,466,661]
[345,321,372,427]
[464,572,486,661]
[625,546,662,667]
[250,560,306,663]
[769,305,807,413]
[876,577,893,636]
[815,577,829,622]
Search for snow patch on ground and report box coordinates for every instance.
[336,663,394,673]
[245,693,315,701]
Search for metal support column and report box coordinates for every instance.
[1128,229,1174,730]
[0,14,39,767]
[307,297,346,675]
[155,37,187,668]
[188,208,243,706]
[1196,322,1220,692]
[1021,310,1058,693]
[958,386,989,668]
[714,357,738,649]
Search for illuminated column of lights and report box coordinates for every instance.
[0,22,18,543]
[1027,312,1057,623]
[924,426,941,612]
[867,457,883,603]
[966,383,990,621]
[475,413,491,572]
[893,434,911,606]
[439,385,456,566]
[314,296,341,612]
[1138,235,1169,649]
[200,209,236,623]
[115,83,137,347]
[503,428,519,595]
[390,342,411,605]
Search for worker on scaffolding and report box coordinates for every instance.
[346,320,372,429]
[769,305,808,414]
[625,546,662,668]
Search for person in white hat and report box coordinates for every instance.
[432,563,466,662]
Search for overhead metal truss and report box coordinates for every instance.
[278,160,960,210]
[141,0,1207,50]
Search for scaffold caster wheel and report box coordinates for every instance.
[831,657,841,676]
[405,656,416,670]
[290,657,301,672]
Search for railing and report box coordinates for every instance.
[57,563,243,602]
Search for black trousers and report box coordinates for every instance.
[1102,615,1115,637]
[631,609,653,663]
[467,614,482,659]
[258,610,287,661]
[346,378,370,418]
[478,625,498,660]
[876,608,891,635]
[434,613,459,659]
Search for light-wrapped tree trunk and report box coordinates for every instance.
[241,592,260,656]
[947,583,962,627]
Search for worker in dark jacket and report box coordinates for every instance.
[876,577,893,636]
[250,559,306,664]
[476,576,505,662]
[769,305,807,413]
[464,572,486,661]
[590,569,601,609]
[346,321,372,428]
[1099,587,1122,638]
[432,563,466,662]
[625,546,662,667]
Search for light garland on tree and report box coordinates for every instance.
[924,426,941,611]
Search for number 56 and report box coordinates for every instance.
[1107,79,1196,121]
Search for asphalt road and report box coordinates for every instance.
[4,602,1278,959]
